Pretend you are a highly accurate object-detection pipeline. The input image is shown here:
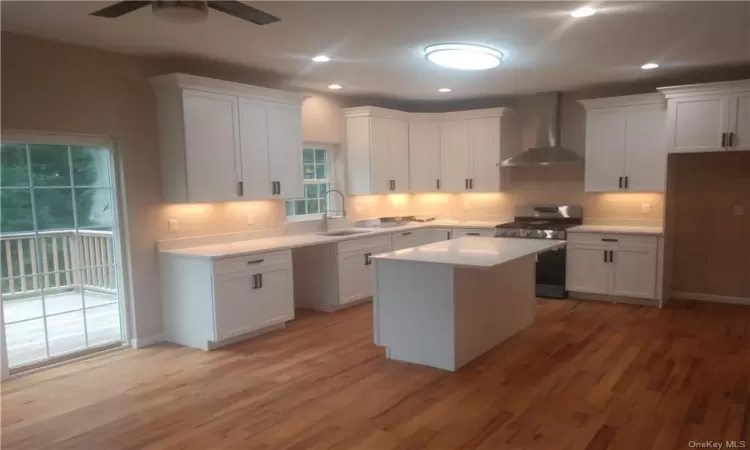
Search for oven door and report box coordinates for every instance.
[535,246,567,299]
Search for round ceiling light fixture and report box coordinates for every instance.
[312,55,331,62]
[570,6,596,18]
[424,44,503,70]
[641,62,659,70]
[438,88,452,93]
[328,84,343,90]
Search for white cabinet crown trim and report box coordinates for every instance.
[344,106,515,121]
[150,73,307,105]
[579,93,665,110]
[658,79,750,98]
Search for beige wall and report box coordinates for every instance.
[670,152,750,299]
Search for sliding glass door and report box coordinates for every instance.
[1,140,126,373]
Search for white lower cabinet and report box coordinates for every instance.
[161,249,294,350]
[566,233,659,301]
[338,251,375,305]
[452,228,495,238]
[391,228,451,250]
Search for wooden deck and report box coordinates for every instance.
[2,298,749,450]
[3,290,122,367]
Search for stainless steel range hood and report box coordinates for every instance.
[500,92,583,167]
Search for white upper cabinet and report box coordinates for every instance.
[440,119,471,192]
[151,73,305,203]
[181,90,242,203]
[345,107,517,195]
[409,121,441,192]
[659,80,750,153]
[580,94,666,192]
[729,90,750,151]
[344,108,410,195]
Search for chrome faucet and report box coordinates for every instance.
[322,189,347,232]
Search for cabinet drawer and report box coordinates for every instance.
[213,250,292,275]
[452,228,495,238]
[337,234,392,255]
[567,233,657,248]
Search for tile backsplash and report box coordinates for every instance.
[158,192,663,241]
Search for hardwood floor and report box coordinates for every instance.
[2,299,749,450]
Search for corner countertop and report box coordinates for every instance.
[567,224,663,236]
[160,220,502,260]
[371,237,565,269]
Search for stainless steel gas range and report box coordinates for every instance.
[493,205,583,299]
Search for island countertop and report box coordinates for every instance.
[371,237,565,269]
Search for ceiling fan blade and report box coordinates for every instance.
[90,1,152,18]
[207,1,280,25]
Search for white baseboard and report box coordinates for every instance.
[672,291,750,306]
[130,334,165,348]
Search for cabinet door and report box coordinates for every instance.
[469,117,501,192]
[666,94,729,153]
[611,247,657,299]
[238,98,272,198]
[256,269,295,327]
[584,108,627,192]
[728,91,750,151]
[338,252,372,305]
[440,120,471,192]
[268,103,304,199]
[409,122,441,192]
[213,271,257,341]
[565,244,610,294]
[182,90,241,202]
[370,117,391,194]
[388,118,410,193]
[624,105,667,192]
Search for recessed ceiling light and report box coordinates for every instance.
[424,44,503,70]
[312,55,330,63]
[570,6,596,17]
[328,84,342,90]
[438,88,452,93]
[641,62,659,70]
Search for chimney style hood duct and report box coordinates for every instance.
[501,92,583,166]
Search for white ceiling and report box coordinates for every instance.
[2,1,750,99]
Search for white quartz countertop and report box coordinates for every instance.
[160,220,501,259]
[568,224,663,235]
[371,237,565,269]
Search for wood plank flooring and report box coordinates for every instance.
[2,299,749,450]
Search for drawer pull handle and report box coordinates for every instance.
[246,259,265,265]
[402,232,412,236]
[467,232,480,236]
[600,238,618,242]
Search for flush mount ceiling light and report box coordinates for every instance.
[570,6,596,17]
[312,55,330,62]
[328,84,342,90]
[641,62,659,70]
[438,88,452,93]
[424,44,503,70]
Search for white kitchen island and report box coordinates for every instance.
[372,237,565,371]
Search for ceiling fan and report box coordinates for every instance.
[90,1,281,26]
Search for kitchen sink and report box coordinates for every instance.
[316,229,372,237]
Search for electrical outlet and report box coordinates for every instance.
[168,219,179,233]
[734,205,745,217]
[247,213,256,225]
[641,203,651,214]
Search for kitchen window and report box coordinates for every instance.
[285,146,334,219]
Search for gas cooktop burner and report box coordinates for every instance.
[494,205,583,240]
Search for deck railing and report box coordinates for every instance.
[0,230,115,299]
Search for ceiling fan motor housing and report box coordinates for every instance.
[152,1,209,23]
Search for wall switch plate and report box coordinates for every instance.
[168,219,179,233]
[641,203,651,214]
[247,213,256,225]
[733,205,745,216]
